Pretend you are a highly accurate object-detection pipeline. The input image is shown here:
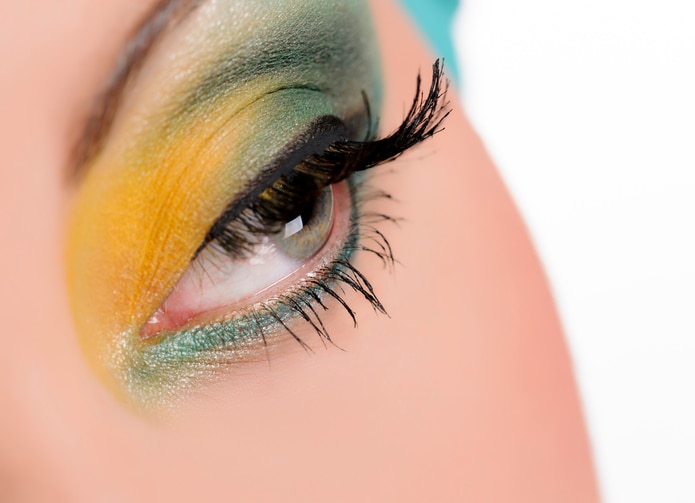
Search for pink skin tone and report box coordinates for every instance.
[0,0,598,501]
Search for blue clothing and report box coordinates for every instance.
[399,0,461,83]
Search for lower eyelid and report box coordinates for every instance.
[123,180,364,403]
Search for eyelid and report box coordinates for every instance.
[67,57,450,409]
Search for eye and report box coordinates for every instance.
[68,64,447,409]
[140,184,339,338]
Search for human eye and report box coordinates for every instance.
[66,0,448,410]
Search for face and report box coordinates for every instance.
[0,0,598,501]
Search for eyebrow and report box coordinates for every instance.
[71,0,199,180]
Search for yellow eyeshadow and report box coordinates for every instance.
[69,116,232,378]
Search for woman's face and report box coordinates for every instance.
[0,0,597,501]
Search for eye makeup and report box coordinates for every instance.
[66,0,448,409]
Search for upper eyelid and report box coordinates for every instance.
[70,0,200,182]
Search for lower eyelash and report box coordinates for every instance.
[121,175,396,406]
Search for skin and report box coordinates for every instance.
[0,0,599,501]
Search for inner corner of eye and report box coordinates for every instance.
[139,183,345,340]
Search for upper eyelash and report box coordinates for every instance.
[202,59,450,259]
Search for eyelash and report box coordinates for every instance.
[201,60,449,260]
[127,60,449,403]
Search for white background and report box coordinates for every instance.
[454,1,695,501]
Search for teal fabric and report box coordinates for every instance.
[399,0,461,83]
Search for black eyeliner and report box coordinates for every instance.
[200,115,349,253]
[203,60,449,259]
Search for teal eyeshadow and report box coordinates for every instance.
[173,0,383,125]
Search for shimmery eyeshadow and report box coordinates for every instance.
[178,1,383,117]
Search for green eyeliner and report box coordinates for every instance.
[122,177,369,407]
